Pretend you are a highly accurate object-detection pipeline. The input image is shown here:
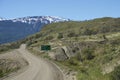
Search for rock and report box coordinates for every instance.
[54,42,82,61]
[54,45,79,61]
[55,48,68,61]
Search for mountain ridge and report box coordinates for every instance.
[0,16,70,44]
[0,16,70,24]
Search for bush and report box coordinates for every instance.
[81,47,95,60]
[45,35,54,40]
[67,31,77,37]
[34,33,42,38]
[69,58,79,66]
[76,52,83,62]
[110,66,120,80]
[0,42,21,53]
[57,33,63,39]
[0,59,20,78]
[26,41,32,46]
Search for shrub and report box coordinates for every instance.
[69,58,79,66]
[45,35,54,40]
[0,42,21,53]
[110,66,120,80]
[0,59,20,78]
[67,31,77,37]
[34,33,42,38]
[81,47,95,60]
[83,28,93,35]
[76,52,83,62]
[57,33,63,39]
[26,41,32,46]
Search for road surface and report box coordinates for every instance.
[3,44,64,80]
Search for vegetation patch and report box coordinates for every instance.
[0,59,20,78]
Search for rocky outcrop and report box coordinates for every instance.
[54,41,97,61]
[54,43,81,61]
[55,48,68,61]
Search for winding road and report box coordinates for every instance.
[4,44,64,80]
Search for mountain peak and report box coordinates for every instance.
[0,17,6,21]
[12,16,70,24]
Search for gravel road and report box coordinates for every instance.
[3,44,64,80]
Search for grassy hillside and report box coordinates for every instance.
[25,17,120,80]
[25,17,120,48]
[41,17,120,36]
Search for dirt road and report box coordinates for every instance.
[3,44,64,80]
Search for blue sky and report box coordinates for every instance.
[0,0,120,20]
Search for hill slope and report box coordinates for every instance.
[25,17,120,80]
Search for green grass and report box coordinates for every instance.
[55,56,111,80]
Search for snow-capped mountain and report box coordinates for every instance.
[0,16,70,44]
[0,17,6,21]
[11,16,70,24]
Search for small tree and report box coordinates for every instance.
[58,33,63,39]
